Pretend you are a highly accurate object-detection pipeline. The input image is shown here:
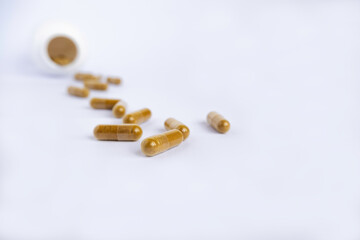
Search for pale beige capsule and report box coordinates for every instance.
[141,129,183,157]
[67,86,89,98]
[84,81,108,90]
[164,118,190,140]
[207,111,230,133]
[107,77,121,85]
[94,124,142,141]
[112,100,127,118]
[123,108,151,124]
[74,73,101,82]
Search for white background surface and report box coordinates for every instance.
[0,0,360,239]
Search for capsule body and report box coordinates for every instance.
[112,100,127,118]
[164,118,190,140]
[68,86,89,97]
[90,98,120,109]
[141,129,183,156]
[75,73,101,82]
[94,124,142,141]
[84,81,108,90]
[207,111,230,133]
[107,77,121,85]
[123,108,151,124]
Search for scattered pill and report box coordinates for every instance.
[207,111,230,133]
[74,73,101,81]
[94,124,142,141]
[123,108,151,124]
[164,118,190,140]
[71,70,231,155]
[107,77,121,85]
[82,78,101,83]
[141,129,183,156]
[90,98,120,109]
[112,100,127,118]
[84,81,108,90]
[67,86,89,98]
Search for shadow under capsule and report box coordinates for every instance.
[135,149,144,157]
[198,120,218,133]
[87,135,95,141]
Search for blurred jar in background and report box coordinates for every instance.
[33,21,86,75]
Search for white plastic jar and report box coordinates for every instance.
[33,22,86,75]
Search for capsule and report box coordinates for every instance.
[94,124,142,141]
[90,98,120,109]
[74,73,101,82]
[141,129,183,156]
[67,86,89,98]
[207,111,230,133]
[107,77,121,85]
[112,100,127,118]
[84,81,108,90]
[123,108,151,124]
[52,56,71,66]
[164,118,190,140]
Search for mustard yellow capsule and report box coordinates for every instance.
[84,81,108,90]
[90,98,120,109]
[52,57,72,66]
[82,78,101,83]
[123,108,151,124]
[164,118,190,140]
[84,81,107,91]
[141,129,183,156]
[112,100,127,118]
[67,86,89,98]
[74,73,101,81]
[207,111,230,133]
[107,77,121,85]
[94,124,142,141]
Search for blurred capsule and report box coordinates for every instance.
[107,77,121,85]
[207,111,230,133]
[112,100,127,118]
[84,81,108,90]
[141,129,183,156]
[123,108,151,124]
[67,86,89,98]
[52,56,72,66]
[94,124,142,141]
[74,73,101,81]
[164,118,190,140]
[90,98,120,109]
